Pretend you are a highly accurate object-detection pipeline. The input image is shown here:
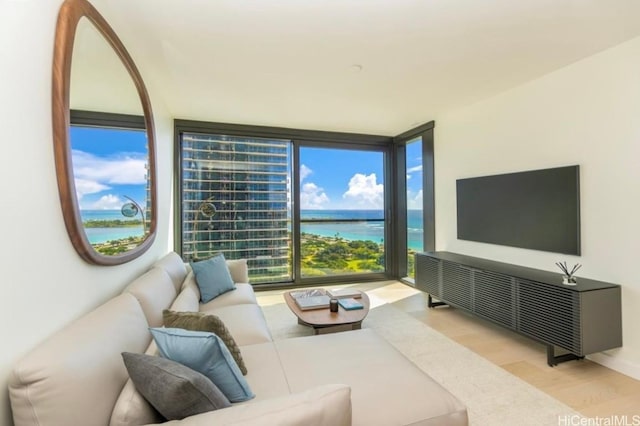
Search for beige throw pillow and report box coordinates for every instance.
[162,309,247,375]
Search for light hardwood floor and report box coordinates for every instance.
[257,280,640,420]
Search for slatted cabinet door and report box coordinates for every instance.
[441,261,473,311]
[474,270,517,329]
[415,254,441,298]
[517,278,582,355]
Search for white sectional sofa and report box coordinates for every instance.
[9,252,468,426]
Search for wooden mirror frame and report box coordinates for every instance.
[53,0,157,265]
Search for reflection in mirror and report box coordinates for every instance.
[53,0,157,265]
[69,115,151,256]
[70,18,142,114]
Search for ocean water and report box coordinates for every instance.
[80,210,144,244]
[301,209,424,251]
[84,227,144,244]
[81,209,425,249]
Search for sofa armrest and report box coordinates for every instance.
[157,384,351,426]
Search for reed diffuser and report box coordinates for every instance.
[555,261,581,285]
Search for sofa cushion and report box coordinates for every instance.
[159,384,351,426]
[150,327,254,403]
[179,269,253,311]
[226,258,249,283]
[170,276,200,312]
[110,341,162,426]
[122,352,230,421]
[199,283,258,309]
[8,293,150,426]
[238,342,290,402]
[273,329,468,426]
[190,254,236,303]
[153,252,189,292]
[123,267,177,327]
[201,304,273,346]
[163,309,247,375]
[110,377,163,426]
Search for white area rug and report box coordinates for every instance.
[260,301,582,426]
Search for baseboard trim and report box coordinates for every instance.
[587,352,640,380]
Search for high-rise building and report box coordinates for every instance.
[181,132,292,284]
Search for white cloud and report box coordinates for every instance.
[72,150,147,186]
[342,173,384,209]
[406,164,422,187]
[88,194,125,210]
[74,178,111,200]
[407,189,423,210]
[300,164,312,182]
[300,182,330,209]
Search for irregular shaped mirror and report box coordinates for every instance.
[53,0,157,265]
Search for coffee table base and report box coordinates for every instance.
[298,317,363,335]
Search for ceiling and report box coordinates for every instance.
[89,0,640,136]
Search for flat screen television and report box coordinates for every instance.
[456,165,580,255]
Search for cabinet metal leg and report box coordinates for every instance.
[428,294,448,308]
[546,345,584,366]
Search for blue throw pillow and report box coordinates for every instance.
[190,254,235,303]
[150,327,254,403]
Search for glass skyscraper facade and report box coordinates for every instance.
[181,132,292,284]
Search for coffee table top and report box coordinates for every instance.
[284,290,370,328]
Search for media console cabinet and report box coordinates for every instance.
[415,251,622,366]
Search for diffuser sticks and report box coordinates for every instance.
[556,261,581,284]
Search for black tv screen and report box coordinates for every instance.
[456,165,580,255]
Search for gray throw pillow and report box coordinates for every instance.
[121,352,230,421]
[163,309,248,375]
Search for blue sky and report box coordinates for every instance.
[405,138,424,210]
[70,129,423,212]
[300,142,423,210]
[70,126,148,211]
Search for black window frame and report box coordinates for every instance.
[174,119,434,288]
[393,122,435,282]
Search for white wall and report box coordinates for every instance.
[0,1,174,425]
[1,1,638,424]
[435,36,640,378]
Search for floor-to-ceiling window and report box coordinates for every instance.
[405,137,424,278]
[175,120,432,286]
[394,122,434,282]
[180,132,293,284]
[298,146,386,278]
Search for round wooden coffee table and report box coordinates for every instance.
[283,290,370,335]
